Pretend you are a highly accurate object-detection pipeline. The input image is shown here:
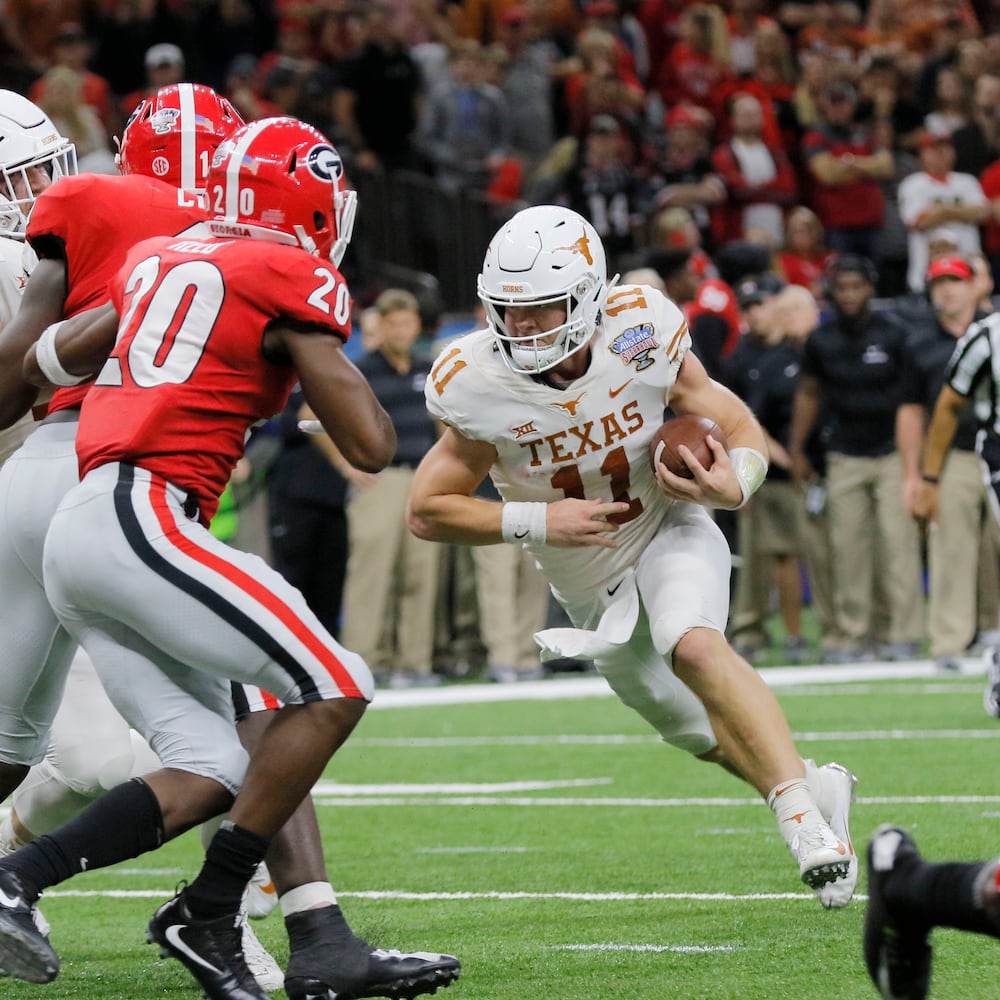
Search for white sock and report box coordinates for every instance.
[766,778,825,850]
[279,880,338,916]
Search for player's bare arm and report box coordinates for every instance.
[0,258,66,427]
[22,301,119,388]
[408,425,630,547]
[915,383,966,527]
[787,372,821,482]
[656,350,768,509]
[276,325,396,473]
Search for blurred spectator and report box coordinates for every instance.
[648,204,717,278]
[723,272,809,664]
[554,113,641,268]
[35,66,116,173]
[897,129,988,293]
[646,103,725,250]
[802,79,894,260]
[492,3,561,178]
[562,27,645,138]
[979,154,1000,283]
[725,0,779,77]
[2,0,89,75]
[766,284,839,657]
[333,1,423,174]
[872,117,921,297]
[896,255,993,671]
[120,42,185,121]
[923,64,971,136]
[223,53,283,122]
[28,23,110,128]
[340,289,442,688]
[792,50,836,131]
[654,4,733,119]
[951,73,1000,177]
[774,205,834,299]
[417,38,511,192]
[710,92,797,247]
[854,53,923,148]
[788,254,924,661]
[795,0,865,63]
[191,0,276,93]
[91,0,193,116]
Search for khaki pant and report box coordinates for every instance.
[341,467,440,676]
[826,451,925,648]
[729,479,807,647]
[471,544,550,670]
[928,449,996,656]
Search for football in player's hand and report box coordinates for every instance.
[649,415,729,478]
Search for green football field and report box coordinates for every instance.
[16,662,1000,1000]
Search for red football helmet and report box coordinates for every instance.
[116,83,244,193]
[205,117,357,266]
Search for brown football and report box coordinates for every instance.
[649,415,729,478]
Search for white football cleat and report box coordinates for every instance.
[789,818,852,906]
[240,906,283,993]
[244,861,278,920]
[815,762,858,908]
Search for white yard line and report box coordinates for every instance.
[369,660,986,710]
[312,794,1000,807]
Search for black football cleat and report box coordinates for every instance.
[147,889,268,1000]
[0,868,59,983]
[864,826,932,1000]
[284,908,461,1000]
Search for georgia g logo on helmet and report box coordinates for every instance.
[306,145,343,185]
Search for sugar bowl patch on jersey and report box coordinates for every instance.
[604,284,690,377]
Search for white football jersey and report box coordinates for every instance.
[0,235,37,467]
[426,283,690,594]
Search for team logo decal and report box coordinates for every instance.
[150,107,181,134]
[610,323,658,371]
[306,144,344,184]
[553,228,594,265]
[510,420,539,440]
[549,393,585,416]
[152,156,170,177]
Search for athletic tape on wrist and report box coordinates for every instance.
[34,321,87,387]
[729,447,768,509]
[500,501,547,544]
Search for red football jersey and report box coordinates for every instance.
[76,235,353,522]
[27,173,208,414]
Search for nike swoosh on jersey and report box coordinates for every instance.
[607,580,623,596]
[609,379,633,398]
[164,924,225,975]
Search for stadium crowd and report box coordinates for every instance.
[5,0,1000,681]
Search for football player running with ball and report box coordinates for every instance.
[0,116,460,1000]
[408,205,859,908]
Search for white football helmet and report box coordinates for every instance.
[477,205,613,374]
[0,90,76,239]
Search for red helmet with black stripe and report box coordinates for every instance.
[116,83,244,194]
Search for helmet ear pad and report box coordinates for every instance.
[477,205,609,374]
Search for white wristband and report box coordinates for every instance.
[729,447,768,508]
[34,321,87,387]
[501,501,547,544]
